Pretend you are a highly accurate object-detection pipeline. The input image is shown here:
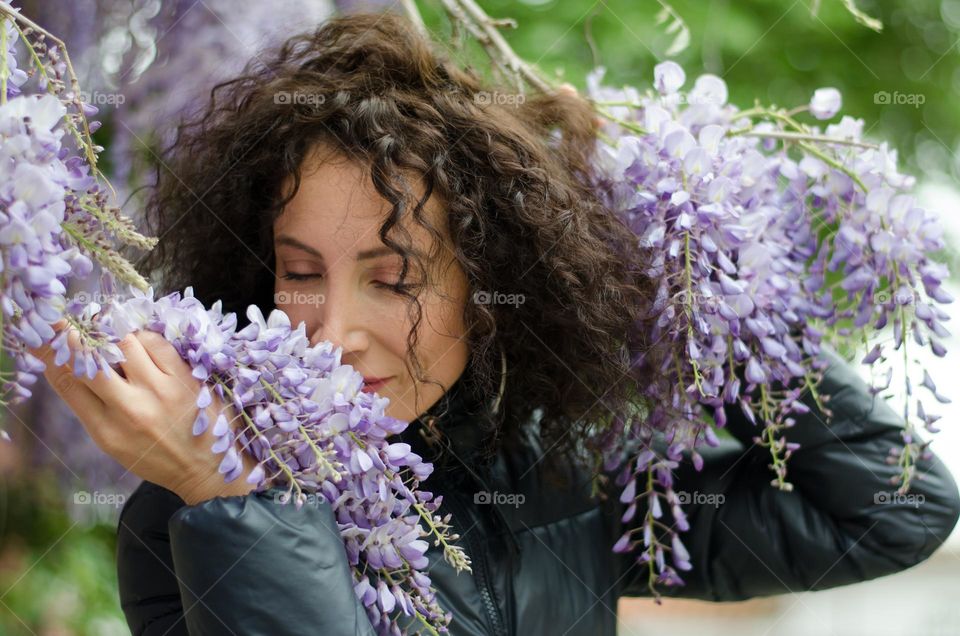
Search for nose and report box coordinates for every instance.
[309,281,369,355]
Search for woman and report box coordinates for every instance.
[35,12,960,636]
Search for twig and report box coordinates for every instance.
[730,129,878,149]
[400,0,428,36]
[436,0,552,93]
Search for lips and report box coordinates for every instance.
[361,376,393,393]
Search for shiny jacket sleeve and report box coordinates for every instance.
[116,481,378,636]
[116,480,189,635]
[613,345,960,601]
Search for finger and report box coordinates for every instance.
[108,331,165,387]
[45,365,106,424]
[134,330,185,377]
[33,321,132,405]
[30,328,106,420]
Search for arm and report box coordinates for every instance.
[116,481,189,636]
[116,480,379,636]
[611,345,960,601]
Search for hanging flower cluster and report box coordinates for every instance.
[0,5,154,421]
[100,287,467,632]
[586,60,951,594]
[0,6,467,633]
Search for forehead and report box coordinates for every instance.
[275,145,447,257]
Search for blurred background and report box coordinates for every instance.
[1,1,958,634]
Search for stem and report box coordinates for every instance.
[257,377,342,481]
[1,17,8,105]
[798,140,867,192]
[644,465,657,597]
[436,0,552,93]
[348,431,472,574]
[730,129,877,149]
[399,0,428,36]
[0,5,118,201]
[758,383,791,491]
[216,380,302,497]
[595,106,648,135]
[682,231,704,396]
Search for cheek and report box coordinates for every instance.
[273,280,320,331]
[411,293,470,372]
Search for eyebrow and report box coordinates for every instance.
[275,235,397,262]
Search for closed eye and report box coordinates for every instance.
[374,281,422,294]
[281,273,319,281]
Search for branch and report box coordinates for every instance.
[435,0,553,94]
[400,0,428,36]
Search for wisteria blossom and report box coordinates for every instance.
[101,286,467,632]
[586,61,951,592]
[809,86,842,120]
[0,8,470,632]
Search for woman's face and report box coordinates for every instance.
[273,145,471,423]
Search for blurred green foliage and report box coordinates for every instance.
[419,0,960,183]
[0,477,127,635]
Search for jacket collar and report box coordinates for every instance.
[397,363,501,482]
[399,363,524,563]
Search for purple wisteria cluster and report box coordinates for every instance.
[585,61,952,596]
[4,0,343,497]
[1,7,466,633]
[90,286,468,632]
[0,6,155,436]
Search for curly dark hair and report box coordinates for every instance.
[137,11,659,480]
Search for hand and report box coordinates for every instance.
[30,320,257,505]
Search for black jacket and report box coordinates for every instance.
[117,346,960,635]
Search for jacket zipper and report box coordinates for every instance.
[445,492,508,636]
